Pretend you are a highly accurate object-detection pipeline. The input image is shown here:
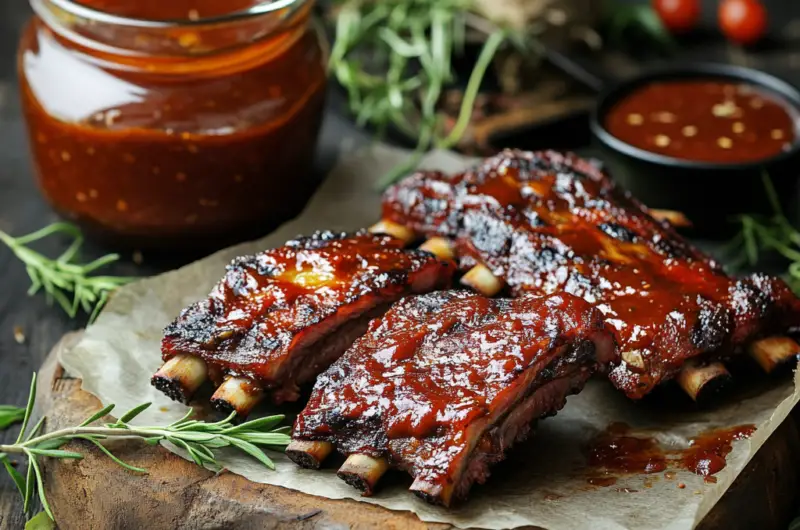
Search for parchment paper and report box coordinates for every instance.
[60,144,800,530]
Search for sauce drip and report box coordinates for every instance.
[605,80,797,164]
[585,422,756,482]
[586,422,667,474]
[680,425,757,481]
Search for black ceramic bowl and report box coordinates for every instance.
[591,63,800,239]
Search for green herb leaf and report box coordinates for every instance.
[117,402,151,424]
[1,454,26,499]
[25,511,55,530]
[78,404,115,427]
[0,406,25,430]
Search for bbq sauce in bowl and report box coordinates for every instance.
[19,0,327,250]
[604,80,797,164]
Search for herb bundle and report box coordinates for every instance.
[725,173,800,293]
[0,374,290,522]
[0,222,133,321]
[330,0,520,187]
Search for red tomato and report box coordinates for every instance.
[652,0,701,33]
[718,0,768,45]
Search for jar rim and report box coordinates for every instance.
[45,0,305,28]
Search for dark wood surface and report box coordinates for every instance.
[3,1,800,528]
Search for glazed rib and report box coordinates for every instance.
[153,230,454,414]
[381,149,800,399]
[288,291,615,506]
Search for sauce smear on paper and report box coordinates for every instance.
[584,422,756,484]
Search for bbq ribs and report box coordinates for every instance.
[378,149,800,400]
[153,230,454,416]
[287,290,615,506]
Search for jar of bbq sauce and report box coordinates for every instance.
[19,0,327,250]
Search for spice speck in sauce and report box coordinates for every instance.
[605,80,796,163]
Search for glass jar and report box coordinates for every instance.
[19,0,327,250]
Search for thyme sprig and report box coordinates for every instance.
[725,173,800,293]
[0,222,133,321]
[330,0,517,187]
[0,373,290,521]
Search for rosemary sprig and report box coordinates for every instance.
[0,373,290,521]
[725,173,800,293]
[330,0,517,187]
[0,222,133,321]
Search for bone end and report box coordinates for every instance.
[419,237,455,260]
[151,354,208,403]
[369,220,415,245]
[748,336,800,373]
[460,264,505,296]
[409,476,454,507]
[650,208,692,228]
[286,440,335,469]
[337,454,390,496]
[676,361,730,401]
[210,376,264,418]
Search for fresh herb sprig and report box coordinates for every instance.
[0,373,290,521]
[0,222,133,321]
[726,173,800,293]
[330,0,517,187]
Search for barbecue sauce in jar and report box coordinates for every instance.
[19,0,327,249]
[605,80,797,164]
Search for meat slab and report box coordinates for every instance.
[381,149,800,398]
[289,290,615,506]
[154,230,454,415]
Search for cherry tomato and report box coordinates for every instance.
[718,0,768,45]
[652,0,701,33]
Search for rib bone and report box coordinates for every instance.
[650,208,691,228]
[337,454,390,496]
[369,220,415,244]
[151,354,208,403]
[285,440,335,469]
[210,376,264,417]
[419,237,455,260]
[676,361,730,401]
[461,264,505,296]
[748,336,800,373]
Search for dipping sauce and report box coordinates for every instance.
[605,80,797,164]
[19,0,327,249]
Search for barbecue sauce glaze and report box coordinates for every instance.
[382,150,800,398]
[161,231,453,401]
[19,0,326,248]
[605,80,796,164]
[293,290,614,505]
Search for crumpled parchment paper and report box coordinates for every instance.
[60,145,800,530]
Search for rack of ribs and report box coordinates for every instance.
[286,290,616,506]
[374,149,800,400]
[152,230,454,417]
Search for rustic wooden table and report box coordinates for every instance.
[3,1,800,528]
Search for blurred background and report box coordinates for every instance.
[3,0,800,525]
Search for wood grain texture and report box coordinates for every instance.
[26,335,800,530]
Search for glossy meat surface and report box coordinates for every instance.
[382,149,800,398]
[292,291,615,505]
[161,231,454,402]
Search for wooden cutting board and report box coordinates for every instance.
[35,334,800,530]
